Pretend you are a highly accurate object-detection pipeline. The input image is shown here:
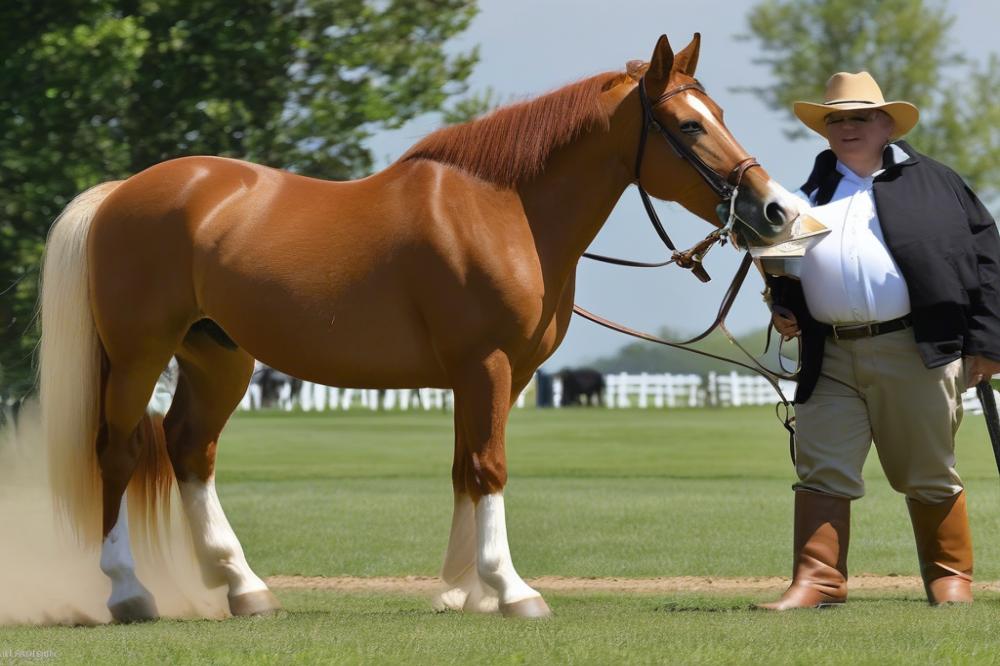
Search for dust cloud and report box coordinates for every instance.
[0,401,229,626]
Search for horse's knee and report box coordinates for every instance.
[97,423,143,480]
[465,453,507,498]
[165,429,215,481]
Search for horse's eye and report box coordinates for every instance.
[680,121,704,135]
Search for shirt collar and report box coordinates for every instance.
[834,144,909,184]
[835,160,879,183]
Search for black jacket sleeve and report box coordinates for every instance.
[765,274,830,404]
[955,176,1000,361]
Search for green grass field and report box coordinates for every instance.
[6,406,1000,663]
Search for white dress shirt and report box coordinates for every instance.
[797,148,912,325]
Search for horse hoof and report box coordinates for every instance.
[109,596,159,624]
[229,589,282,617]
[500,596,552,619]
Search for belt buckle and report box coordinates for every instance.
[833,322,873,340]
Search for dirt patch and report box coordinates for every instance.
[266,573,1000,595]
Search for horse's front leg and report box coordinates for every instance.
[434,491,499,613]
[438,350,550,618]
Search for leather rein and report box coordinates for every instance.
[572,76,798,454]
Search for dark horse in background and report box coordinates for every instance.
[251,364,303,409]
[558,368,606,406]
[36,34,822,622]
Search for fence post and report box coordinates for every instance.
[617,372,629,408]
[653,374,665,408]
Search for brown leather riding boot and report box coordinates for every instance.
[755,490,850,610]
[907,490,973,605]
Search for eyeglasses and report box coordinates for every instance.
[824,111,879,126]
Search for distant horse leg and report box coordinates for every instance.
[449,351,550,618]
[166,325,279,616]
[99,355,173,622]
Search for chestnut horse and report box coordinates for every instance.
[38,34,811,621]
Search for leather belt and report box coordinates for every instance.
[831,315,912,340]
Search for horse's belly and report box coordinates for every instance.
[203,273,448,389]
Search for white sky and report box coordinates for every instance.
[367,0,999,369]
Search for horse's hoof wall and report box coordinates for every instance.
[109,596,159,624]
[500,596,552,619]
[229,589,282,617]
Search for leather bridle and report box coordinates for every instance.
[573,77,797,458]
[583,77,761,283]
[635,78,759,207]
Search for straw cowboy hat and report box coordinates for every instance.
[793,71,919,140]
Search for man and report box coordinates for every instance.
[757,72,1000,610]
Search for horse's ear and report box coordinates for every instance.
[674,33,701,76]
[646,34,674,84]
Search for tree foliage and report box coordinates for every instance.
[0,0,479,401]
[585,328,783,377]
[738,0,1000,208]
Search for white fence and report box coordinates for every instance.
[238,370,804,411]
[602,371,797,408]
[963,387,1000,415]
[241,383,527,412]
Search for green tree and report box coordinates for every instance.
[738,0,1000,209]
[585,327,790,377]
[0,0,479,402]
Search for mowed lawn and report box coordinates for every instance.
[6,406,1000,664]
[216,406,1000,580]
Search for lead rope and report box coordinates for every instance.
[576,185,801,461]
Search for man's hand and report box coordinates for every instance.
[966,355,1000,388]
[772,308,800,341]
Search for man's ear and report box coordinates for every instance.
[674,33,701,77]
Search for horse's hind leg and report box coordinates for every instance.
[101,492,156,622]
[99,352,176,622]
[166,323,280,616]
[442,352,550,618]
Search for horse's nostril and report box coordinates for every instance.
[765,202,788,227]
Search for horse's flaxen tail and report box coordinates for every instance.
[39,181,174,548]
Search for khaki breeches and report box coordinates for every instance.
[793,328,965,503]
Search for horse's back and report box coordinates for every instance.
[87,156,552,387]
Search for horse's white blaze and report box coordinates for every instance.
[434,493,499,613]
[766,179,810,215]
[475,493,540,605]
[685,96,724,133]
[100,494,155,610]
[178,478,268,598]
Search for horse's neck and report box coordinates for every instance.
[518,99,638,272]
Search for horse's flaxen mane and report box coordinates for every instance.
[402,71,631,188]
